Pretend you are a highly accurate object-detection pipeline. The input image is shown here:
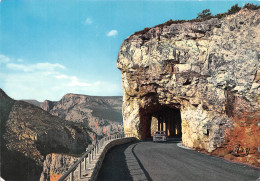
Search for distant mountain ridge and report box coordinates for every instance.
[41,93,123,137]
[22,99,42,107]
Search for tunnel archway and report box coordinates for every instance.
[139,105,182,140]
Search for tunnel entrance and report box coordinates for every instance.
[152,106,182,138]
[140,106,182,139]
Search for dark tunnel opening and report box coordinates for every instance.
[139,106,182,140]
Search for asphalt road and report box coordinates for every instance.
[97,141,260,181]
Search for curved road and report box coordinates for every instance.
[97,141,260,181]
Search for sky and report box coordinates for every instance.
[0,0,259,101]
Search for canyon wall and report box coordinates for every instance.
[0,89,92,181]
[39,94,123,180]
[41,94,123,138]
[40,153,77,181]
[117,9,260,166]
[1,92,123,180]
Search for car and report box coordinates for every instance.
[153,131,167,142]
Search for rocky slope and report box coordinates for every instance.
[41,94,123,138]
[117,8,260,166]
[39,94,123,181]
[40,153,78,181]
[0,89,93,181]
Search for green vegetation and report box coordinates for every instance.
[130,3,259,38]
[196,9,212,20]
[227,4,241,15]
[243,3,260,10]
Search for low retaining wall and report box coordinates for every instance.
[90,137,138,181]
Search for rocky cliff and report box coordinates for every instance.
[39,94,123,181]
[40,153,78,181]
[117,9,260,166]
[41,94,123,138]
[0,89,93,181]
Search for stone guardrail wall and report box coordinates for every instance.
[58,133,137,181]
[89,137,138,181]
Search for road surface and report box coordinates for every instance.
[97,141,260,181]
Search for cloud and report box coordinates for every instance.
[1,55,122,101]
[107,30,118,37]
[56,74,91,87]
[17,59,24,63]
[56,74,68,79]
[7,62,65,72]
[83,18,93,25]
[67,76,91,87]
[0,54,11,64]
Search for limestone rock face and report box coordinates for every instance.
[41,100,55,112]
[40,153,77,181]
[117,9,260,166]
[41,94,123,138]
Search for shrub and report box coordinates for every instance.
[214,13,226,19]
[155,19,187,29]
[243,3,260,10]
[227,4,241,15]
[196,9,212,20]
[128,4,259,39]
[133,27,151,36]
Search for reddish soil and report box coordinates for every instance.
[212,111,260,167]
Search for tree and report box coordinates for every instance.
[243,3,259,10]
[227,4,241,15]
[196,9,212,20]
